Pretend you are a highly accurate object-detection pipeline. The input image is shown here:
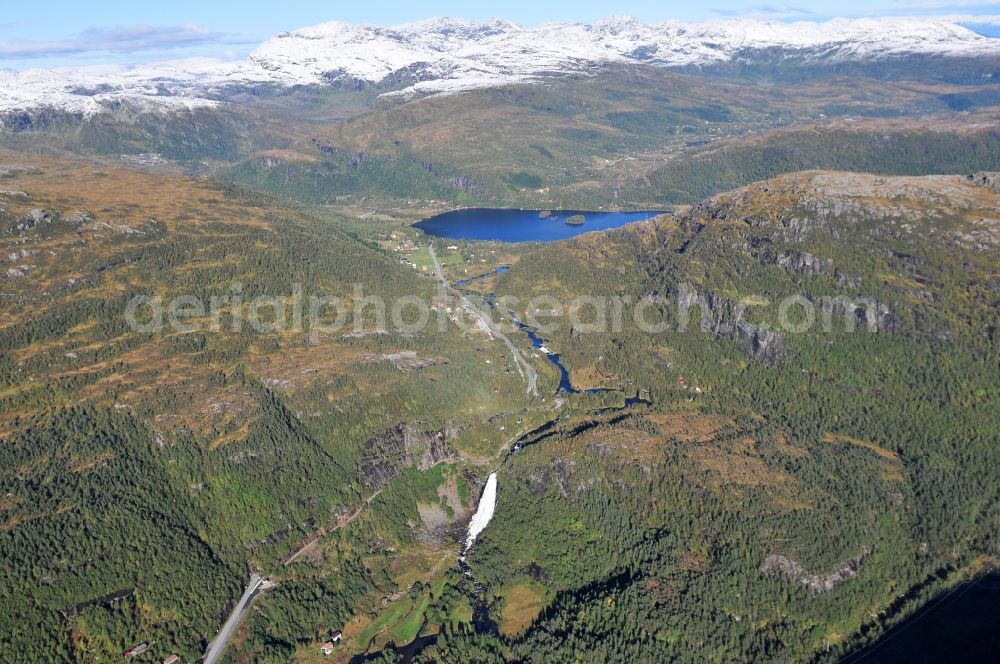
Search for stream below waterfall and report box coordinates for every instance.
[366,271,656,661]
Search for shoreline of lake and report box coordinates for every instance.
[414,207,666,243]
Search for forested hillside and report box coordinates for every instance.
[623,120,1000,204]
[9,64,1000,213]
[0,154,540,661]
[407,170,1000,662]
[2,12,1000,663]
[1,161,998,663]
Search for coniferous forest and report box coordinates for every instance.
[1,18,1000,664]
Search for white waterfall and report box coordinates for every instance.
[463,473,498,555]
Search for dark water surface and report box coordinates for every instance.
[842,572,1000,663]
[415,208,664,243]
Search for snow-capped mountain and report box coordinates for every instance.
[248,16,1000,93]
[2,16,998,118]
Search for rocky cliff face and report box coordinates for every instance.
[673,285,786,363]
[654,170,1000,345]
[359,423,455,491]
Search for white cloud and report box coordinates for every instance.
[0,24,248,59]
[893,0,999,6]
[926,12,1000,23]
[712,4,817,19]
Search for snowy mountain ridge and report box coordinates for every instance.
[2,15,998,118]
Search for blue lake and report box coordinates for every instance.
[414,208,664,243]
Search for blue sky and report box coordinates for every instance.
[2,0,999,69]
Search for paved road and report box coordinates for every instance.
[428,245,538,396]
[204,574,270,664]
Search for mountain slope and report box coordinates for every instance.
[2,16,998,118]
[220,72,1000,208]
[246,16,1000,96]
[419,169,1000,663]
[2,156,998,661]
[621,115,1000,204]
[0,152,539,661]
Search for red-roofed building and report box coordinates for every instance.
[123,642,148,658]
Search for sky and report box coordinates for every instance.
[1,0,999,70]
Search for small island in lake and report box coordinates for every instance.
[565,214,586,225]
[538,210,552,219]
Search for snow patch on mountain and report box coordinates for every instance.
[1,16,998,118]
[248,16,1000,98]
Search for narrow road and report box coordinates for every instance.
[201,250,538,662]
[204,574,271,664]
[428,245,538,396]
[282,488,383,566]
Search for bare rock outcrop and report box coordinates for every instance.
[674,285,785,363]
[359,423,455,490]
[968,171,1000,194]
[761,547,872,595]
